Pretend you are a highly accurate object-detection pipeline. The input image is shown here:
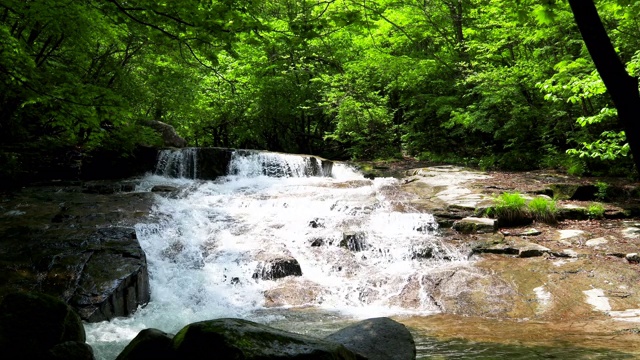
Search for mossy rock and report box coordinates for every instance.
[116,328,174,360]
[325,317,416,360]
[556,205,589,221]
[172,318,359,359]
[452,217,496,234]
[48,341,95,360]
[0,292,86,358]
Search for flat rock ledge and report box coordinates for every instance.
[453,217,497,234]
[0,187,153,322]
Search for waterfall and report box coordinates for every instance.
[228,151,327,178]
[154,148,197,178]
[86,151,467,360]
[154,148,332,179]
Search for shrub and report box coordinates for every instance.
[528,197,557,223]
[595,181,610,201]
[587,202,606,219]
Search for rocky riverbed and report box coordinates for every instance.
[357,160,640,356]
[2,157,640,358]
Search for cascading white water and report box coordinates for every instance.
[85,151,468,360]
[155,148,198,178]
[229,151,326,177]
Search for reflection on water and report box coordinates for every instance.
[415,337,636,359]
[404,314,639,359]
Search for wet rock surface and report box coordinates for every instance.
[116,317,416,360]
[391,163,640,322]
[171,318,360,359]
[0,292,91,359]
[325,317,416,360]
[116,328,174,360]
[252,251,303,280]
[0,184,153,322]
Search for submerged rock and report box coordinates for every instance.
[264,278,325,307]
[171,318,359,359]
[325,317,416,360]
[420,266,517,316]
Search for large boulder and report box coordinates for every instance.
[70,227,151,322]
[48,342,95,360]
[325,317,416,360]
[171,318,359,359]
[116,328,174,360]
[0,188,154,322]
[0,292,89,359]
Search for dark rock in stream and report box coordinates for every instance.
[340,231,367,252]
[151,185,178,193]
[194,147,235,179]
[117,317,417,360]
[116,328,174,360]
[325,317,416,360]
[70,227,150,322]
[171,318,360,359]
[0,292,91,359]
[253,257,303,280]
[0,187,154,322]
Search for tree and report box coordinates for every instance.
[567,0,640,173]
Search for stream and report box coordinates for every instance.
[84,150,637,359]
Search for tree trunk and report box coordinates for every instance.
[568,0,640,173]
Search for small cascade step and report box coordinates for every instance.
[154,147,334,179]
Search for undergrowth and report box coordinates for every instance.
[487,192,557,225]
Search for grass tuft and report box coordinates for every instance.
[487,192,528,225]
[527,197,557,224]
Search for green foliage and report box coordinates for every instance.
[0,0,638,173]
[587,202,606,219]
[595,181,611,201]
[487,192,528,224]
[567,131,630,161]
[488,192,557,224]
[527,197,557,223]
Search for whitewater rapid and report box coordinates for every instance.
[85,152,467,359]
